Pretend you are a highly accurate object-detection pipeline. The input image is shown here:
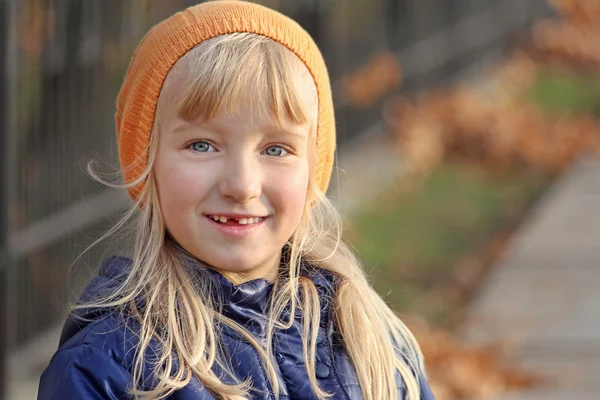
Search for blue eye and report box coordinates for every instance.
[265,146,288,157]
[190,141,214,153]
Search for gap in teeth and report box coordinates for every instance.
[211,216,260,224]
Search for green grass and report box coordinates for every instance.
[345,163,549,321]
[527,68,600,116]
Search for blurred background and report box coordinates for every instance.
[2,0,600,399]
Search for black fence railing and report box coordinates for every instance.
[0,0,552,396]
[1,0,12,395]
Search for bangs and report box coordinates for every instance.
[177,33,312,127]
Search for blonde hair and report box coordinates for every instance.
[82,33,425,400]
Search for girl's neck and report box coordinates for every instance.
[217,251,281,285]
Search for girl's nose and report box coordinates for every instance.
[218,156,261,203]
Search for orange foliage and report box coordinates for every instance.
[384,51,600,186]
[532,20,600,69]
[531,0,600,70]
[343,52,403,108]
[548,0,600,26]
[410,322,542,400]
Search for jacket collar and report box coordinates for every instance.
[63,256,337,344]
[205,262,336,338]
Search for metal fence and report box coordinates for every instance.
[0,0,551,396]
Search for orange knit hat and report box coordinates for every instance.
[116,0,335,200]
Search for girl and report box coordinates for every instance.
[38,1,435,399]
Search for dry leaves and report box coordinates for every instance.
[548,0,600,26]
[379,0,600,189]
[532,0,600,70]
[342,52,403,108]
[409,322,542,400]
[384,49,600,188]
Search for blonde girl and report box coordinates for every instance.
[38,1,435,399]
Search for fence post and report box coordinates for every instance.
[0,0,8,394]
[0,0,12,396]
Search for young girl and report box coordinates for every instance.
[38,1,435,399]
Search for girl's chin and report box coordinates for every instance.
[201,255,281,282]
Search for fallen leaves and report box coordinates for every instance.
[342,52,403,108]
[548,0,600,27]
[531,0,600,70]
[409,321,543,400]
[384,50,600,190]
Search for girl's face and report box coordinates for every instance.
[154,64,317,283]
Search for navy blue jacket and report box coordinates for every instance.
[38,256,435,399]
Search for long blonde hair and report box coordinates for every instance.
[82,33,425,400]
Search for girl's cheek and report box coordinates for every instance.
[266,162,310,207]
[159,156,216,207]
[182,165,215,195]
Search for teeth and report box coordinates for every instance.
[236,217,261,225]
[210,215,262,224]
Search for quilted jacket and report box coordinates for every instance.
[38,256,435,399]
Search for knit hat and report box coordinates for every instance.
[116,0,335,200]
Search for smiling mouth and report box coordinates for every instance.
[206,215,265,225]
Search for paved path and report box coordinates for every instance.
[459,158,600,400]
